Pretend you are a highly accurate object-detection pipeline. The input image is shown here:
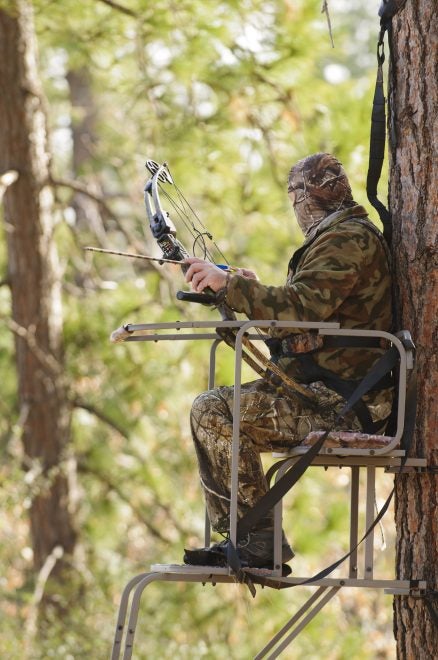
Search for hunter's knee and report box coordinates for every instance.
[191,387,232,425]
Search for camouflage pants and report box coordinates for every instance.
[190,377,357,533]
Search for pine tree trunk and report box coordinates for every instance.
[66,66,108,240]
[0,0,77,584]
[389,1,438,657]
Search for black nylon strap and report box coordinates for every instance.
[378,0,407,22]
[337,346,398,420]
[236,429,330,542]
[366,1,407,244]
[268,334,388,359]
[295,485,395,586]
[315,371,375,432]
[227,428,330,593]
[400,366,417,450]
[366,37,391,242]
[245,363,418,592]
[235,346,399,542]
[287,349,394,433]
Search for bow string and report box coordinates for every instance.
[144,159,228,268]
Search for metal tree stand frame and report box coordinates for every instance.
[109,320,426,659]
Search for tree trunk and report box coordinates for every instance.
[0,0,77,586]
[389,1,438,658]
[66,66,109,240]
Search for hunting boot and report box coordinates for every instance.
[184,528,294,572]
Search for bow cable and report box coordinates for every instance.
[157,169,229,265]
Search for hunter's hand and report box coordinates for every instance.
[183,258,227,293]
[235,267,258,280]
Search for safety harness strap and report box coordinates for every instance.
[366,34,390,240]
[291,354,379,433]
[336,346,397,420]
[366,0,407,244]
[266,333,389,357]
[267,334,394,434]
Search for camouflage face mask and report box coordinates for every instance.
[288,153,356,236]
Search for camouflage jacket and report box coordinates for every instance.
[225,206,393,388]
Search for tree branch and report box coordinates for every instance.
[321,1,335,48]
[247,110,283,188]
[78,463,171,543]
[73,399,131,440]
[50,176,114,216]
[4,316,64,378]
[72,402,191,537]
[96,0,138,18]
[24,545,64,650]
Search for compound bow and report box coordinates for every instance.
[142,159,316,404]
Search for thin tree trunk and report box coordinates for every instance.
[0,0,77,587]
[66,66,108,241]
[67,67,98,173]
[389,1,438,658]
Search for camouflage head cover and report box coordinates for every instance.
[288,153,357,236]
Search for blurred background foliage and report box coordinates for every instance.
[0,0,396,658]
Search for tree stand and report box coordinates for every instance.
[109,320,426,659]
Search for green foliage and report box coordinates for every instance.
[0,0,396,658]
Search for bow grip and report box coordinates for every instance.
[176,290,217,305]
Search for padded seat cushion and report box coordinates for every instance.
[302,430,394,449]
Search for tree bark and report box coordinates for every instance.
[0,0,77,583]
[389,1,438,658]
